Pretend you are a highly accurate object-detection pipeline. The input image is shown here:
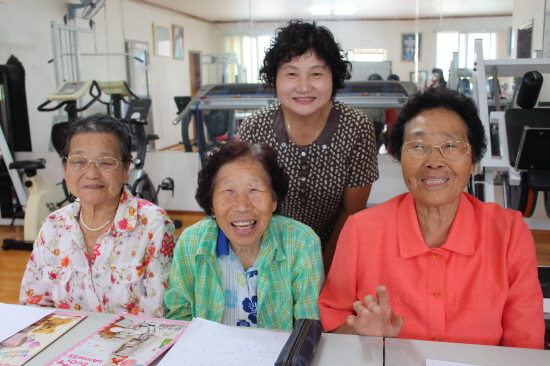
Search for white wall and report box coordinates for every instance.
[217,16,511,83]
[0,0,214,152]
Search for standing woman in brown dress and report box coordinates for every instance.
[239,20,379,273]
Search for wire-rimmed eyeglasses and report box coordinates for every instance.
[65,155,121,171]
[402,140,471,161]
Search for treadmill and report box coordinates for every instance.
[173,81,416,165]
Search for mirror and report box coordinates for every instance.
[0,0,524,152]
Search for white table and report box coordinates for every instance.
[23,309,549,366]
[385,338,550,366]
[312,333,383,365]
[23,311,384,366]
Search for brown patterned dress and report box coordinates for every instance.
[238,100,379,249]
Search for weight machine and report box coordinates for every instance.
[472,39,550,229]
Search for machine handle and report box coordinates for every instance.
[124,81,140,100]
[37,99,67,112]
[65,80,102,113]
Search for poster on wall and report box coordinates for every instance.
[402,33,421,62]
[173,25,184,60]
[153,23,171,57]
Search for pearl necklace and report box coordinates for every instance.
[79,208,115,232]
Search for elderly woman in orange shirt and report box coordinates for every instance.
[318,88,544,349]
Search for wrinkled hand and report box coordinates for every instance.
[346,285,404,337]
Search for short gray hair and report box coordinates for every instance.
[60,113,132,165]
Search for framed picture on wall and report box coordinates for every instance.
[173,25,184,60]
[402,33,421,62]
[153,23,171,57]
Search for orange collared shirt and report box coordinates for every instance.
[319,192,544,349]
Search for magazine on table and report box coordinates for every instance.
[0,311,87,366]
[45,312,189,366]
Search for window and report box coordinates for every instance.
[436,31,497,81]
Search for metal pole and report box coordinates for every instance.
[73,30,83,82]
[50,21,62,86]
[492,66,501,111]
[0,125,27,207]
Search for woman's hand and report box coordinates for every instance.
[346,285,404,337]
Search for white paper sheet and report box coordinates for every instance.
[0,303,54,343]
[158,317,291,366]
[426,360,481,366]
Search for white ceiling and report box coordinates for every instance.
[139,0,514,22]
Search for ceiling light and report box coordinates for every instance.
[309,6,331,15]
[333,8,356,15]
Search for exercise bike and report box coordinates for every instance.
[121,98,159,204]
[2,80,101,250]
[97,81,178,206]
[97,80,140,119]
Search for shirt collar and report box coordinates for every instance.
[272,101,340,147]
[112,186,138,232]
[213,218,287,262]
[217,228,230,257]
[398,192,476,258]
[71,186,137,233]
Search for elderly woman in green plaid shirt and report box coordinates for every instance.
[165,141,324,329]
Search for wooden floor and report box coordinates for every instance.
[2,215,550,306]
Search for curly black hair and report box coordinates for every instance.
[390,88,487,163]
[259,20,351,98]
[195,141,289,216]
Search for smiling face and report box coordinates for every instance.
[401,108,475,210]
[211,157,277,250]
[275,50,333,119]
[64,132,129,210]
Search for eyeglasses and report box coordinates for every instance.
[65,155,121,171]
[402,140,471,161]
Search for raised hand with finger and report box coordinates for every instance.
[346,285,404,337]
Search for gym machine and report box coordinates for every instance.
[3,80,101,250]
[172,81,416,166]
[472,38,550,228]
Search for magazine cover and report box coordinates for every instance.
[0,311,87,366]
[45,313,189,366]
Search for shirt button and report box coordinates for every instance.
[434,336,444,342]
[301,152,306,156]
[301,165,307,170]
[281,142,286,147]
[301,189,305,193]
[300,177,306,181]
[300,198,306,202]
[430,252,441,260]
[434,290,444,299]
[322,145,327,149]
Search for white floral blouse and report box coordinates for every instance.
[19,187,175,318]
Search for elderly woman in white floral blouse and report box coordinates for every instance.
[20,114,175,318]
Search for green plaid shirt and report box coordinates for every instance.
[165,215,324,330]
